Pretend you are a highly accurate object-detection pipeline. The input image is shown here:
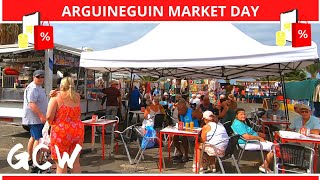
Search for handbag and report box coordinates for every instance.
[141,126,156,149]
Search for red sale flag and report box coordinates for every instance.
[292,21,311,47]
[34,21,54,50]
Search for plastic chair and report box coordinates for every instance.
[133,127,166,169]
[223,121,233,136]
[114,124,139,165]
[154,114,165,130]
[199,135,241,173]
[272,143,314,174]
[236,136,266,168]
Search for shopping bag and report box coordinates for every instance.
[141,126,156,149]
[292,21,311,47]
[34,21,54,50]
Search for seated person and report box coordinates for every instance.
[196,95,229,124]
[287,104,320,134]
[144,96,165,119]
[263,101,286,120]
[194,111,229,173]
[173,99,202,163]
[231,108,274,173]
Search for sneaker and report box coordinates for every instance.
[172,154,183,161]
[31,166,39,173]
[259,166,274,174]
[179,156,189,163]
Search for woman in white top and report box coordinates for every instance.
[194,110,229,173]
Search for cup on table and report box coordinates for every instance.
[272,115,277,121]
[92,115,98,123]
[175,123,178,129]
[178,122,184,130]
[185,122,190,130]
[190,121,194,130]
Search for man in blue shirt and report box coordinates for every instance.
[231,108,274,173]
[128,86,142,123]
[288,104,320,134]
[173,99,202,163]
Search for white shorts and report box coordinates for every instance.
[239,141,273,151]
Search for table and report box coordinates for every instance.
[159,126,202,173]
[274,131,320,173]
[82,119,118,160]
[259,118,291,134]
[128,110,144,124]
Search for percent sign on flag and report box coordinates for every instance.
[34,22,54,50]
[292,22,311,47]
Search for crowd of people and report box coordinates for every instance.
[22,70,320,174]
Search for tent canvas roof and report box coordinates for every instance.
[80,22,318,79]
[0,43,82,57]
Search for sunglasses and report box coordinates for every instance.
[300,110,309,114]
[272,105,278,107]
[36,76,44,79]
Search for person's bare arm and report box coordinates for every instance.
[218,102,229,118]
[257,132,266,138]
[46,97,58,125]
[242,133,266,142]
[311,129,320,135]
[192,109,203,121]
[200,125,210,143]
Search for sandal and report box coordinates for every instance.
[209,165,217,173]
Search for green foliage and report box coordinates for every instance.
[305,63,320,79]
[257,69,307,81]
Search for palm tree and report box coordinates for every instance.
[305,63,320,79]
[0,24,22,45]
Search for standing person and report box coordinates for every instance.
[22,70,48,173]
[47,77,84,174]
[128,86,142,124]
[101,80,122,116]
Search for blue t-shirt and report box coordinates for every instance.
[231,119,258,144]
[289,115,320,131]
[179,108,199,127]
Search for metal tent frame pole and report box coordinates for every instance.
[125,69,134,127]
[279,71,289,121]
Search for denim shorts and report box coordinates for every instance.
[29,124,44,140]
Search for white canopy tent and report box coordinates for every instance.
[80,22,318,79]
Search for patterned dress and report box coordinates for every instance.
[50,95,84,160]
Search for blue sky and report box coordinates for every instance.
[51,23,320,82]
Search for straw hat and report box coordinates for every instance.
[110,80,119,85]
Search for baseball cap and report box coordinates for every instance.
[163,92,168,96]
[203,110,214,121]
[300,104,311,111]
[33,70,45,77]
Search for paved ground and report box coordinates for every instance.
[0,102,317,174]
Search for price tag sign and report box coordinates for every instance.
[292,22,311,47]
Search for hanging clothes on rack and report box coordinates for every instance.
[313,83,320,117]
